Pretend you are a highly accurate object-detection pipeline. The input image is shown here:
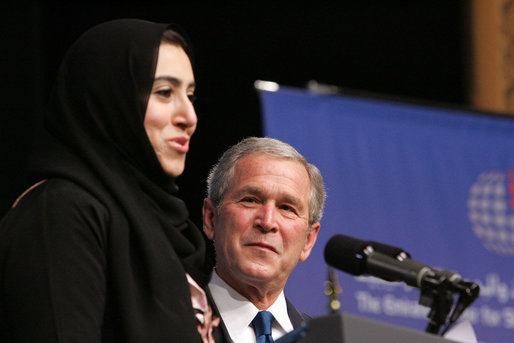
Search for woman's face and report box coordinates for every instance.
[144,43,197,178]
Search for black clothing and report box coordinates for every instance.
[0,19,210,342]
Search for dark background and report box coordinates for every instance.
[1,1,470,226]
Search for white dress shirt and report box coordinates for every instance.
[208,271,294,343]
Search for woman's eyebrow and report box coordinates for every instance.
[154,75,196,89]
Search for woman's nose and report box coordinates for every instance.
[172,95,197,130]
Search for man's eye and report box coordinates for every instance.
[240,197,261,205]
[279,205,299,216]
[280,205,293,212]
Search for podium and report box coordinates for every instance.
[296,313,458,343]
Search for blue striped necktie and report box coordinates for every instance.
[252,310,275,343]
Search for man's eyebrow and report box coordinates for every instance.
[154,75,196,89]
[234,186,305,209]
[233,186,261,198]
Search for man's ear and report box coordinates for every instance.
[202,198,217,240]
[299,222,320,262]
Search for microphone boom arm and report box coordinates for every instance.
[324,234,480,336]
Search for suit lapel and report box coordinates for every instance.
[206,286,231,343]
[286,298,311,328]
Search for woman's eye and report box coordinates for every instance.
[156,89,172,97]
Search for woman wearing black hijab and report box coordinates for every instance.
[0,19,216,342]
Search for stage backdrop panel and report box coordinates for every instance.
[258,86,514,343]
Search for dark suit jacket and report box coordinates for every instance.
[208,289,310,343]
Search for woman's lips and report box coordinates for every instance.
[167,137,189,153]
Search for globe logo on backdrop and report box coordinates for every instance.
[468,170,514,256]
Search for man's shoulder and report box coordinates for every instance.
[285,298,311,327]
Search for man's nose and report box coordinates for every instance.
[256,203,278,233]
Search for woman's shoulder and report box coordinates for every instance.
[15,178,105,209]
[3,178,111,237]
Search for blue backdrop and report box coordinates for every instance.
[258,86,514,342]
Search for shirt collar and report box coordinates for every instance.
[209,271,293,341]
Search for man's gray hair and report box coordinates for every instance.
[206,137,326,224]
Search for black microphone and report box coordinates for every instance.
[324,234,472,290]
[324,234,481,334]
[326,234,410,260]
[368,240,410,260]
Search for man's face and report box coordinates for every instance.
[203,153,320,293]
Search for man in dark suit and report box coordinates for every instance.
[202,137,326,342]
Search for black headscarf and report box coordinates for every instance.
[28,18,211,341]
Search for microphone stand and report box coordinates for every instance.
[441,281,480,335]
[324,267,342,314]
[419,275,455,335]
[418,273,480,335]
